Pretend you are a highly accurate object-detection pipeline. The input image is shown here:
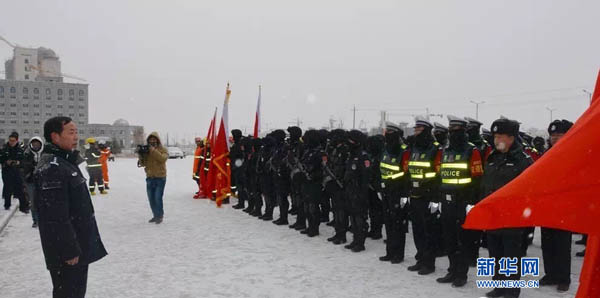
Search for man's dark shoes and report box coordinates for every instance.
[332,237,347,245]
[351,245,365,252]
[417,266,435,275]
[407,263,422,272]
[155,217,163,224]
[539,275,557,286]
[451,278,467,288]
[379,255,392,262]
[557,283,570,292]
[391,256,404,264]
[148,217,157,223]
[436,273,455,283]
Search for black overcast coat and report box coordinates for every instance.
[34,144,107,270]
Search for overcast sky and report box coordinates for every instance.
[1,0,599,142]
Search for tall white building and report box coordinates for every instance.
[4,46,62,82]
[1,43,144,147]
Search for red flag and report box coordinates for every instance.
[201,108,217,198]
[213,84,232,207]
[463,70,600,298]
[253,85,261,138]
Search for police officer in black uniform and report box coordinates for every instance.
[247,138,263,216]
[540,119,573,293]
[298,130,323,237]
[343,130,371,252]
[366,135,385,240]
[270,130,292,225]
[433,122,449,148]
[407,116,443,275]
[287,126,306,230]
[257,135,277,221]
[324,129,349,245]
[482,118,532,298]
[436,116,484,287]
[378,122,410,263]
[230,129,247,209]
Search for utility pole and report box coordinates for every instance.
[470,100,485,120]
[546,107,556,122]
[352,105,356,129]
[583,89,593,104]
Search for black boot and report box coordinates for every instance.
[344,242,356,250]
[379,255,392,262]
[332,237,347,245]
[436,273,455,283]
[390,256,404,264]
[351,244,365,252]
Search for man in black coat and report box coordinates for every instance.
[35,117,107,298]
[1,131,28,212]
[482,118,532,298]
[540,119,574,293]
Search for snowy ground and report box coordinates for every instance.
[0,158,583,298]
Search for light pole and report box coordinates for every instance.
[583,89,592,104]
[546,107,556,122]
[470,100,485,120]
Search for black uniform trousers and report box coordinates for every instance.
[382,192,408,260]
[368,189,384,236]
[487,229,523,298]
[49,265,89,298]
[409,197,437,269]
[541,227,571,284]
[440,199,479,280]
[302,181,322,233]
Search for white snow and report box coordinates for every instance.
[0,158,583,297]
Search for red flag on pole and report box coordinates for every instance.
[463,69,600,298]
[253,85,261,138]
[200,108,217,198]
[213,83,232,207]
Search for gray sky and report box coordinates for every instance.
[1,0,599,142]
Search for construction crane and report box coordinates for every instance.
[28,64,87,82]
[0,35,16,48]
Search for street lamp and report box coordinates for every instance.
[546,107,556,122]
[470,100,486,120]
[583,89,592,104]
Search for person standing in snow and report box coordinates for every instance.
[35,116,107,298]
[1,131,29,213]
[137,132,169,224]
[22,136,44,227]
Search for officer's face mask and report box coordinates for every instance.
[385,131,399,145]
[84,144,90,150]
[434,132,447,144]
[466,126,480,140]
[449,129,467,146]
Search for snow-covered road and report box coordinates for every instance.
[0,158,581,297]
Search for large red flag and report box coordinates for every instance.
[463,69,600,298]
[200,108,217,197]
[213,84,232,207]
[253,85,261,138]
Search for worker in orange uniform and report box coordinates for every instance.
[98,140,111,190]
[192,137,205,199]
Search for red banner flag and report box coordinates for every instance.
[213,84,232,207]
[201,108,217,198]
[463,70,600,298]
[253,85,261,138]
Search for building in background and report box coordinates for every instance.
[1,41,144,148]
